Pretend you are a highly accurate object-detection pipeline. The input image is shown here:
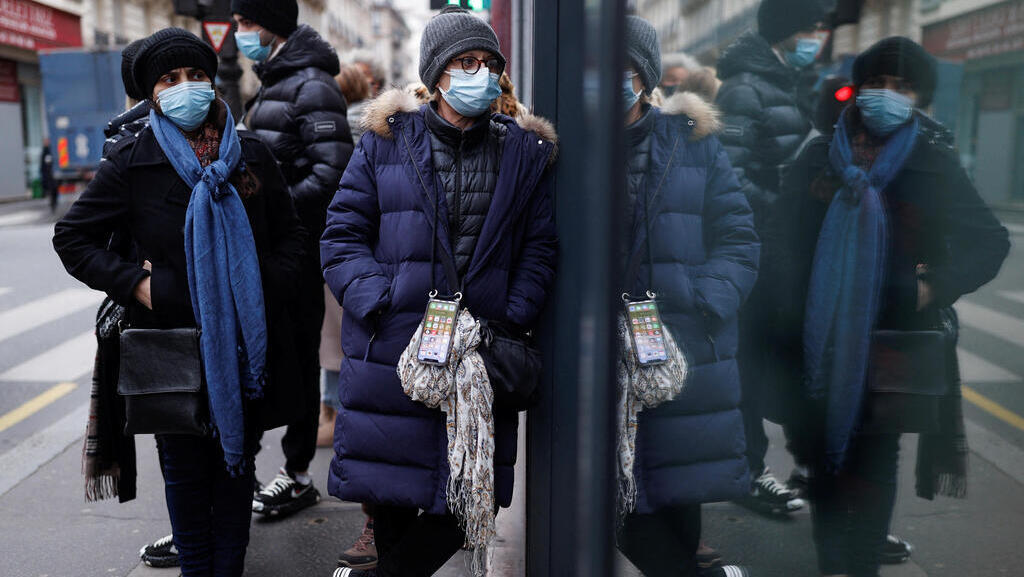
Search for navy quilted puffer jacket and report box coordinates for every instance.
[320,89,558,514]
[624,93,760,512]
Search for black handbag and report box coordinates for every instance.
[117,327,208,436]
[478,320,543,412]
[861,308,958,434]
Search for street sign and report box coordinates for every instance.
[431,0,490,10]
[203,21,231,53]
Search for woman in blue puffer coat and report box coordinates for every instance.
[617,16,760,577]
[319,8,557,577]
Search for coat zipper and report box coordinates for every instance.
[453,140,464,253]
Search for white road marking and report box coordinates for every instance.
[0,330,95,382]
[956,300,1024,349]
[0,402,88,497]
[0,210,38,227]
[0,287,11,297]
[958,348,1021,383]
[1004,223,1024,235]
[0,288,103,345]
[998,290,1024,306]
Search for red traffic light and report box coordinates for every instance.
[834,85,854,102]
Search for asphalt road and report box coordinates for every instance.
[2,197,1024,576]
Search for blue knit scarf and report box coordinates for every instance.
[803,111,918,472]
[150,105,267,474]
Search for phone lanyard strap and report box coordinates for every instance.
[404,129,462,296]
[626,133,680,293]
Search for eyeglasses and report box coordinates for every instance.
[450,56,503,75]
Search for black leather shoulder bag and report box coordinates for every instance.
[117,326,208,436]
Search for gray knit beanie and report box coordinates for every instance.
[625,16,661,94]
[419,7,505,90]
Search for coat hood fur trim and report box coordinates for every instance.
[514,111,559,165]
[657,91,722,140]
[362,88,422,139]
[364,88,559,164]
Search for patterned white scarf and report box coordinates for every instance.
[398,309,495,576]
[616,315,689,519]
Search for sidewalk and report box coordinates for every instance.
[4,407,1023,576]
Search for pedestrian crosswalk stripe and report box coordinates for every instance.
[1004,223,1024,236]
[0,211,38,227]
[0,330,95,382]
[959,348,1021,383]
[964,385,1024,432]
[998,290,1024,306]
[0,382,76,433]
[957,300,1024,349]
[0,288,103,346]
[0,287,11,298]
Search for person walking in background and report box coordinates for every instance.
[658,51,702,99]
[336,63,372,142]
[715,0,832,518]
[615,16,759,577]
[767,37,1009,577]
[41,138,56,213]
[231,0,355,519]
[320,7,558,576]
[52,28,306,576]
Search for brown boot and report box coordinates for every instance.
[317,403,337,448]
[337,516,377,569]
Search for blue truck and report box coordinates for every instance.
[39,47,126,183]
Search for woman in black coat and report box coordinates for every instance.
[52,29,305,577]
[764,38,1009,577]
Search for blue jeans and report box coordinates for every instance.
[321,369,341,410]
[156,434,255,577]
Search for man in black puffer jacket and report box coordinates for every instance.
[232,0,354,518]
[716,0,832,518]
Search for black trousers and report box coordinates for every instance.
[810,433,900,577]
[617,504,702,577]
[373,505,466,577]
[280,275,325,474]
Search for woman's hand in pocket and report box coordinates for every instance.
[134,260,153,310]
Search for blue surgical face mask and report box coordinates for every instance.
[439,69,501,118]
[785,37,823,69]
[623,76,641,112]
[856,88,914,137]
[157,81,216,131]
[235,30,271,62]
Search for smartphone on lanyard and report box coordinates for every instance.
[416,293,461,366]
[624,292,668,366]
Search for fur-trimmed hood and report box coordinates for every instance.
[362,88,558,161]
[655,91,722,140]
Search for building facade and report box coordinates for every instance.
[0,0,85,199]
[921,0,1024,204]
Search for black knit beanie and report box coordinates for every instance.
[120,38,146,101]
[133,28,219,101]
[419,6,505,90]
[625,16,661,94]
[757,0,831,45]
[231,0,298,39]
[853,36,938,108]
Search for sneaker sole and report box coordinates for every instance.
[337,559,378,570]
[253,491,321,518]
[735,496,804,517]
[142,556,180,568]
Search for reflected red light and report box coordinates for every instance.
[835,86,854,102]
